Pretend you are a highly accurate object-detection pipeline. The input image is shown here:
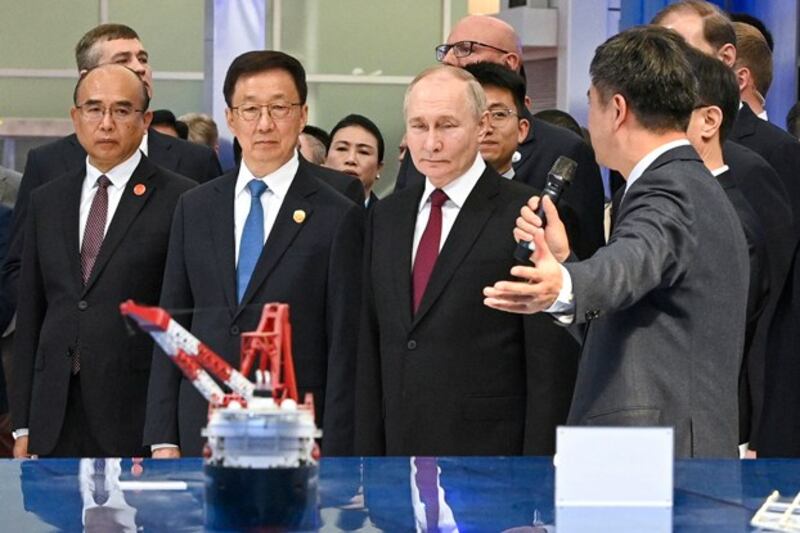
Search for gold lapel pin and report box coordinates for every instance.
[133,183,146,196]
[293,209,306,224]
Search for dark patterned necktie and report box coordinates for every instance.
[412,189,448,314]
[80,175,111,285]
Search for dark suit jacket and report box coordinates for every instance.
[9,156,194,456]
[143,164,363,456]
[758,241,800,457]
[722,140,795,447]
[355,166,579,456]
[564,146,749,458]
[730,103,800,234]
[0,205,11,414]
[2,129,222,308]
[394,112,606,260]
[299,156,364,205]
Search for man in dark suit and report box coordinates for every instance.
[684,48,774,451]
[1,23,221,310]
[653,1,798,452]
[8,64,194,457]
[144,51,363,458]
[485,27,749,458]
[0,166,18,455]
[395,14,606,260]
[355,65,578,456]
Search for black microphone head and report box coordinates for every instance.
[549,156,578,184]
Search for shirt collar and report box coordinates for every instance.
[235,151,299,200]
[625,139,691,195]
[711,165,729,177]
[418,154,486,213]
[139,132,148,156]
[85,149,142,190]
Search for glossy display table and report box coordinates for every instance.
[0,456,798,531]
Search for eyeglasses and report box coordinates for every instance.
[76,104,144,122]
[487,107,519,124]
[435,40,511,62]
[231,103,302,121]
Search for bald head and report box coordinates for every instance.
[441,15,522,71]
[73,63,149,110]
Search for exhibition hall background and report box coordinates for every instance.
[0,0,797,195]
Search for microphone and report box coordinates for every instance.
[514,156,578,263]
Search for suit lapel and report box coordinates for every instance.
[61,168,85,289]
[234,166,317,318]
[211,172,238,311]
[147,129,179,170]
[389,184,424,328]
[82,157,158,295]
[411,169,499,329]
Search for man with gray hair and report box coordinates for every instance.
[355,65,578,456]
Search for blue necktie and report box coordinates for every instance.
[237,179,269,303]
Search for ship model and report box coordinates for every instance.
[121,300,319,530]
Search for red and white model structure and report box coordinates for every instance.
[120,301,319,469]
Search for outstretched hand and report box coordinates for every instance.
[484,227,564,314]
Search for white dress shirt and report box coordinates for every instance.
[546,139,692,322]
[233,152,298,265]
[139,132,149,156]
[79,151,141,247]
[412,155,485,265]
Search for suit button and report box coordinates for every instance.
[230,325,240,335]
[407,340,417,350]
[77,300,88,311]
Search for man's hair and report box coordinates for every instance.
[652,0,736,51]
[464,61,526,116]
[223,50,307,107]
[729,12,773,51]
[330,114,385,162]
[590,26,697,133]
[734,22,773,97]
[786,102,800,139]
[404,64,486,121]
[534,109,584,138]
[75,23,140,71]
[685,47,739,142]
[179,112,219,148]
[302,125,331,151]
[72,64,150,110]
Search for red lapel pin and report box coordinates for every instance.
[133,183,146,196]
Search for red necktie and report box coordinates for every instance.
[412,189,448,313]
[414,457,440,532]
[80,174,111,285]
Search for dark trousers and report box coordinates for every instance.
[45,373,105,458]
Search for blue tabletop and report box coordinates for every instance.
[0,456,798,531]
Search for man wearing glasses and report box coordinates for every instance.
[9,64,195,457]
[396,15,606,261]
[143,51,363,458]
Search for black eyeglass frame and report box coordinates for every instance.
[435,40,512,62]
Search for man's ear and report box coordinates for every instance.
[611,93,627,131]
[505,53,522,72]
[702,105,723,142]
[141,110,153,130]
[718,43,737,68]
[517,118,530,144]
[477,110,490,141]
[735,66,750,93]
